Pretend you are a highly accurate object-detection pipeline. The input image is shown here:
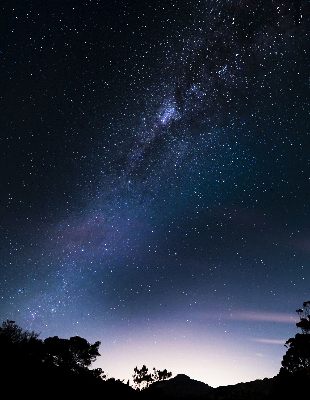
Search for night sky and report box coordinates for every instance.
[1,0,309,387]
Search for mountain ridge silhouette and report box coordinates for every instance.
[143,373,274,399]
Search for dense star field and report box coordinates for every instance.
[1,0,309,387]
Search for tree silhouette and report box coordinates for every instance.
[296,301,310,334]
[0,321,111,399]
[0,320,43,364]
[91,367,107,380]
[281,334,310,375]
[281,301,310,377]
[0,320,102,379]
[43,335,100,373]
[132,365,172,390]
[152,367,172,382]
[274,301,310,398]
[133,365,153,390]
[0,319,40,345]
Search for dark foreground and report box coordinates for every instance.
[1,362,305,400]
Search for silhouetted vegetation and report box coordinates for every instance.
[43,335,100,373]
[0,320,135,399]
[3,304,310,400]
[132,364,172,390]
[273,301,310,399]
[0,320,101,375]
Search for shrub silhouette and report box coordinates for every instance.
[43,335,101,373]
[132,365,172,390]
[0,320,106,398]
[274,301,310,399]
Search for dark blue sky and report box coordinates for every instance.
[1,0,309,386]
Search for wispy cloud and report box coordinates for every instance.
[228,311,298,324]
[252,338,287,345]
[198,310,298,324]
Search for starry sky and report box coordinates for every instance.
[1,0,309,387]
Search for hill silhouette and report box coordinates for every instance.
[141,374,275,400]
[209,377,274,400]
[144,373,212,398]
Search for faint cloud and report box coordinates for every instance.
[253,338,286,345]
[291,236,310,253]
[228,311,298,324]
[198,310,298,324]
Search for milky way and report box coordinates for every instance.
[1,0,309,386]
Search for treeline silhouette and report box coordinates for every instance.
[2,301,310,400]
[0,320,135,398]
